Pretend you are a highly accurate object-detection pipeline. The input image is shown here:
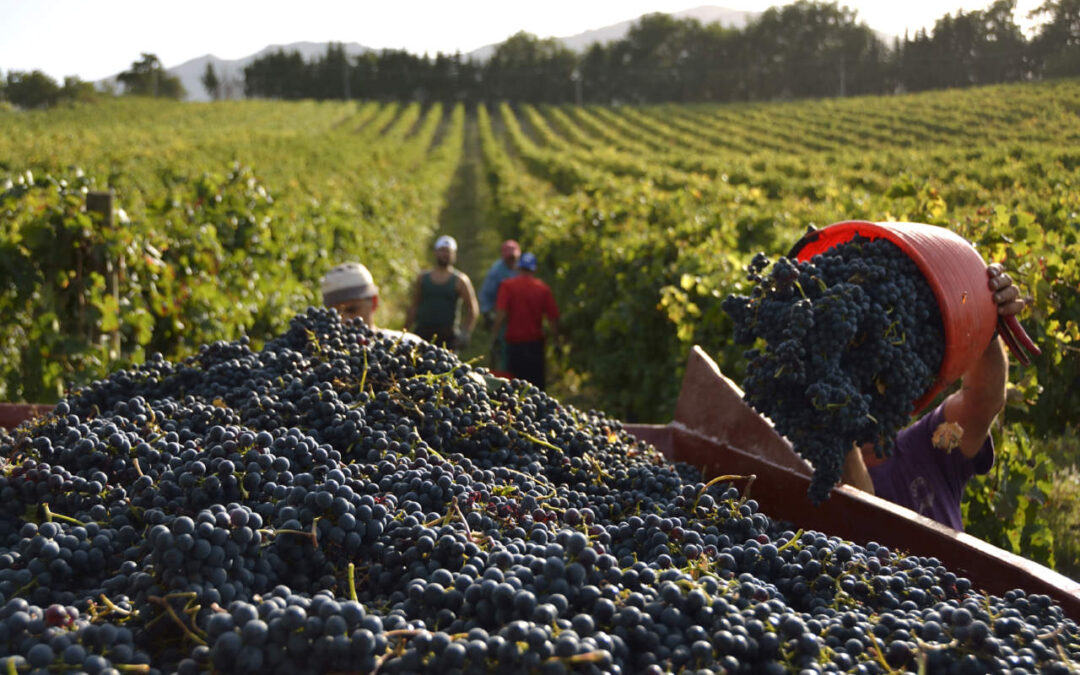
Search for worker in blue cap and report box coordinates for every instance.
[491,252,560,389]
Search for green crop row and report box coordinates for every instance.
[0,100,463,402]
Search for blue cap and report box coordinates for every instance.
[519,252,538,271]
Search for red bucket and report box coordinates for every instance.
[789,221,997,414]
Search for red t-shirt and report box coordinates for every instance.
[495,275,559,343]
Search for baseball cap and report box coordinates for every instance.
[434,235,458,251]
[321,262,379,306]
[501,240,521,257]
[518,252,538,271]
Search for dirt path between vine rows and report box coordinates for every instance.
[436,110,501,369]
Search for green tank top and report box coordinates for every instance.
[415,271,459,328]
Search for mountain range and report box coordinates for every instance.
[120,6,758,102]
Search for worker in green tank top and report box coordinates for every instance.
[406,235,479,350]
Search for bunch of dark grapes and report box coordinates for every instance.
[0,306,1075,675]
[722,237,945,504]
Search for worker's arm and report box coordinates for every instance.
[842,443,875,494]
[491,308,507,342]
[942,264,1022,459]
[477,264,500,316]
[405,273,423,329]
[491,283,509,342]
[457,273,479,335]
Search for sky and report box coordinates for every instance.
[0,0,1047,83]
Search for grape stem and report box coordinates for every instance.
[98,593,135,617]
[775,529,804,554]
[546,651,609,664]
[867,635,903,674]
[693,474,756,511]
[42,503,85,526]
[147,594,207,646]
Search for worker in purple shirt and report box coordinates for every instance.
[842,263,1024,531]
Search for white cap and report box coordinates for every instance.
[321,262,378,306]
[434,235,458,251]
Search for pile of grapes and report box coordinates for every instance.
[1,307,1076,674]
[722,236,946,504]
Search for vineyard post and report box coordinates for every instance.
[86,191,121,358]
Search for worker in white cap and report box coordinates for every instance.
[321,262,419,342]
[321,262,380,326]
[405,234,479,350]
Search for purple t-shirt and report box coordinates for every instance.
[867,403,994,531]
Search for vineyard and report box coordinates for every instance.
[2,80,1079,578]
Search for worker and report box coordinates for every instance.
[479,240,521,325]
[321,262,381,326]
[405,235,479,350]
[320,262,418,342]
[479,239,521,371]
[842,263,1024,531]
[491,252,560,390]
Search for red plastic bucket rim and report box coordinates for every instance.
[788,220,994,414]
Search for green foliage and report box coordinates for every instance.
[1045,461,1080,578]
[0,98,464,402]
[1,71,100,109]
[117,53,185,99]
[4,70,61,108]
[1030,0,1080,77]
[201,63,220,100]
[963,422,1058,567]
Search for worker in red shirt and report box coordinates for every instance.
[491,252,560,389]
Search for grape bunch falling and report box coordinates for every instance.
[722,236,945,504]
[1,306,1077,675]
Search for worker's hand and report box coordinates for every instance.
[454,331,471,351]
[988,264,1024,316]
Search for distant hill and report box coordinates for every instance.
[467,6,758,61]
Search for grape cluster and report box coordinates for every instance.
[723,237,945,504]
[1,306,1076,674]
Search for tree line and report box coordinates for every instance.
[1,54,183,109]
[239,0,1080,104]
[3,0,1079,109]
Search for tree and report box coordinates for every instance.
[4,70,62,108]
[619,13,698,102]
[900,1,1028,91]
[244,49,309,99]
[60,77,98,104]
[117,53,185,99]
[484,32,577,103]
[975,0,1028,83]
[1030,0,1080,76]
[201,63,221,100]
[741,1,888,100]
